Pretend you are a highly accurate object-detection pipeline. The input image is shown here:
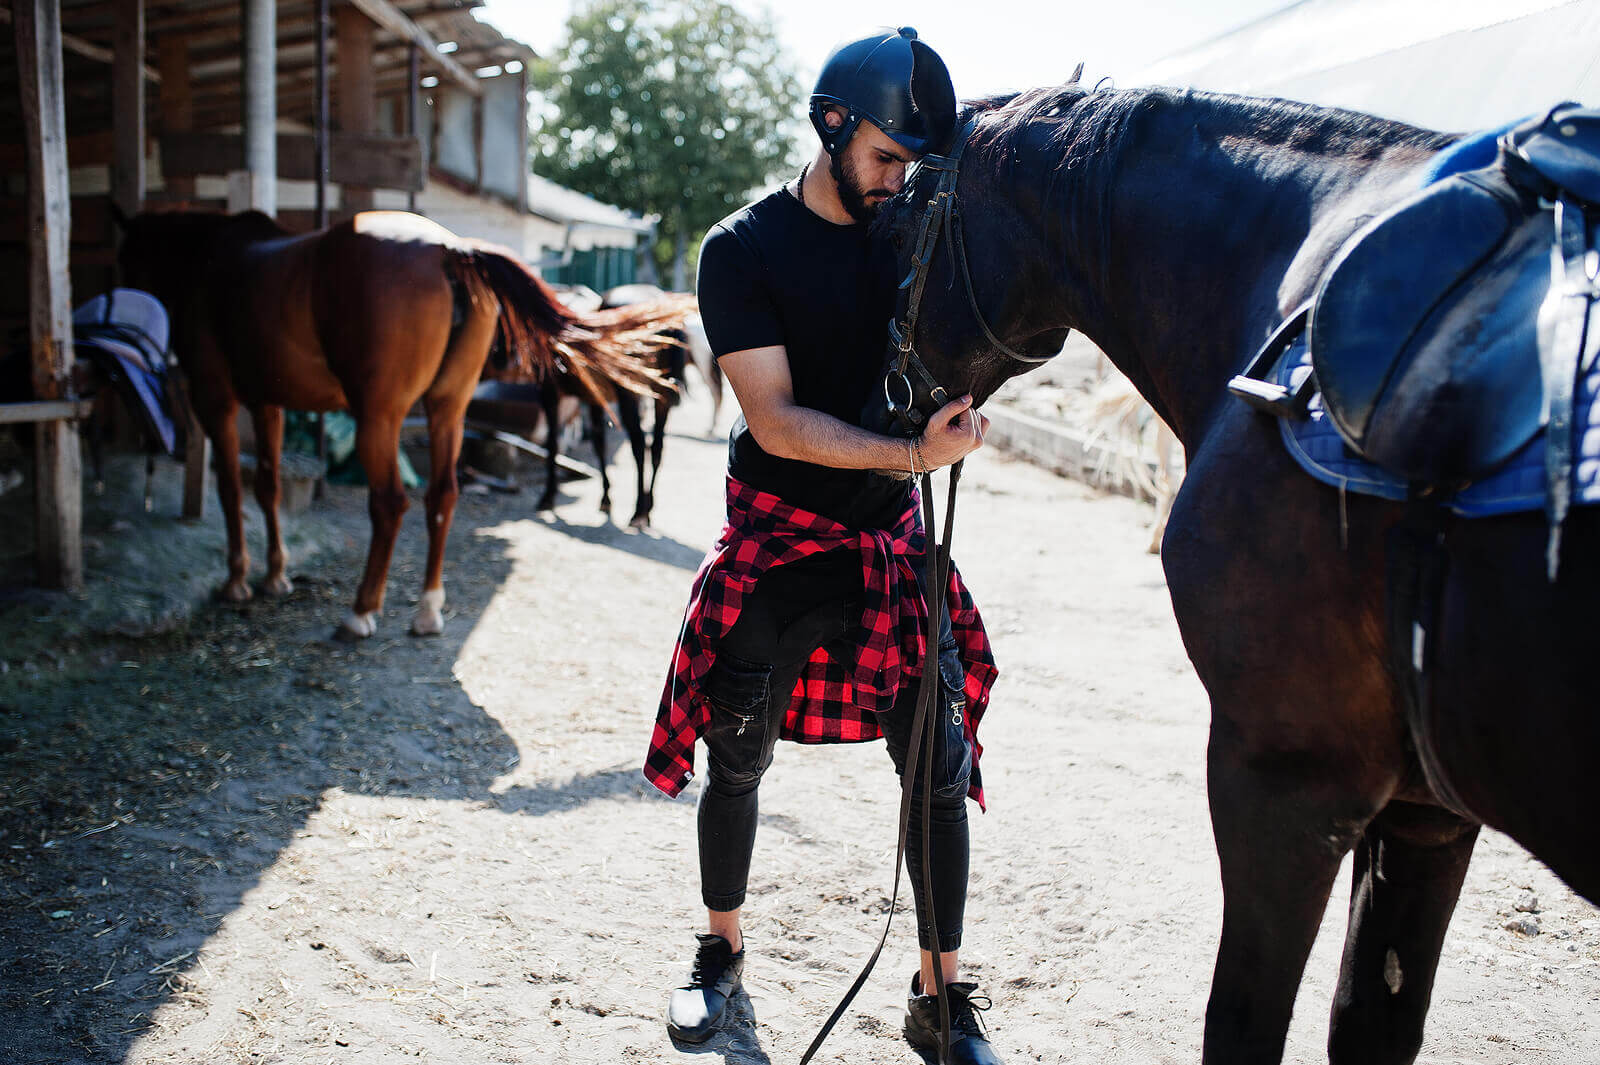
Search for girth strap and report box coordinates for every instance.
[799,461,964,1065]
[1536,196,1598,579]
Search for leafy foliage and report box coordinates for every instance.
[531,0,804,281]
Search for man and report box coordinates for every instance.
[644,27,1003,1065]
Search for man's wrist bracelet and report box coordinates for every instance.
[906,439,919,476]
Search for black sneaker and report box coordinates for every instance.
[665,933,744,1043]
[904,975,1002,1065]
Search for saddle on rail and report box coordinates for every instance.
[1230,105,1600,567]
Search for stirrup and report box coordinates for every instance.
[1228,304,1316,419]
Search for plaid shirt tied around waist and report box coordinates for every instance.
[644,475,998,807]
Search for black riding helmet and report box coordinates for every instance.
[809,27,957,158]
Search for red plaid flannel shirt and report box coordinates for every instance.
[644,475,998,807]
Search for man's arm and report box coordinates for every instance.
[720,345,987,473]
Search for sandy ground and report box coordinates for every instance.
[2,385,1597,1065]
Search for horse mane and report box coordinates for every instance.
[962,82,1454,187]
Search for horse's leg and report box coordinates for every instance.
[1202,729,1376,1065]
[250,403,293,596]
[1327,801,1478,1065]
[202,397,253,602]
[637,394,667,528]
[588,401,612,515]
[537,388,561,513]
[339,413,408,640]
[412,394,467,636]
[614,395,647,527]
[411,287,496,635]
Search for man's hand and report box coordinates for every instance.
[919,395,989,469]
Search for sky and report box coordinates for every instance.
[475,0,1301,98]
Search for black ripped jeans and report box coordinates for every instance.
[696,551,971,953]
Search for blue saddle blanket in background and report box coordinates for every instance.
[1276,339,1600,516]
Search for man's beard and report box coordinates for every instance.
[830,151,893,223]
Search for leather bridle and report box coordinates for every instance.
[881,116,1056,438]
[802,117,1057,1065]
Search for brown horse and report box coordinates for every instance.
[116,209,678,639]
[876,87,1599,1064]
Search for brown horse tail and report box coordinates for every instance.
[564,293,699,405]
[445,241,687,407]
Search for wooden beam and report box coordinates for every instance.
[13,0,83,591]
[0,5,161,81]
[335,2,375,213]
[161,131,423,191]
[314,0,329,226]
[155,34,194,200]
[338,0,479,96]
[111,0,145,217]
[240,0,276,214]
[406,39,418,211]
[0,399,96,425]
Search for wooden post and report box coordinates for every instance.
[237,0,276,213]
[515,65,528,214]
[406,40,419,213]
[157,30,205,517]
[14,0,82,591]
[314,0,329,227]
[156,34,194,202]
[472,92,484,194]
[335,3,375,215]
[111,0,145,219]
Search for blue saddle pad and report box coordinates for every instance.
[1277,338,1600,516]
[1275,118,1600,516]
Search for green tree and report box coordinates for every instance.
[531,0,804,288]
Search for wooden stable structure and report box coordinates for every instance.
[0,0,542,589]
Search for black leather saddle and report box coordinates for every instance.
[1230,104,1600,572]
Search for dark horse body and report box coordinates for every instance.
[118,210,673,639]
[879,86,1598,1063]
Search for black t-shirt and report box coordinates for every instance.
[696,185,911,529]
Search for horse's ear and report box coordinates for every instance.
[1067,62,1085,86]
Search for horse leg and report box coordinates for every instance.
[250,404,293,596]
[412,391,469,636]
[537,388,561,513]
[1202,728,1375,1065]
[202,398,253,602]
[614,395,647,527]
[1327,801,1478,1065]
[339,413,408,640]
[637,395,667,529]
[588,401,612,515]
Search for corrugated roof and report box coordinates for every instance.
[1136,0,1599,130]
[524,172,655,234]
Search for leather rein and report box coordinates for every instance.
[802,117,1053,1065]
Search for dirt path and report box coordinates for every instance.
[2,387,1596,1065]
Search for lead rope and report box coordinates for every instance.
[799,460,964,1065]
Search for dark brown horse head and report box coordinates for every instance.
[865,84,1096,434]
[116,209,285,308]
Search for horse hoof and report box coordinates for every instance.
[221,580,253,603]
[410,589,445,636]
[263,574,294,597]
[334,611,377,641]
[629,514,651,531]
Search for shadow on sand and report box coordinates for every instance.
[0,469,671,1064]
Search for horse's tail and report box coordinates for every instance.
[1077,373,1165,500]
[445,242,685,406]
[570,294,698,406]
